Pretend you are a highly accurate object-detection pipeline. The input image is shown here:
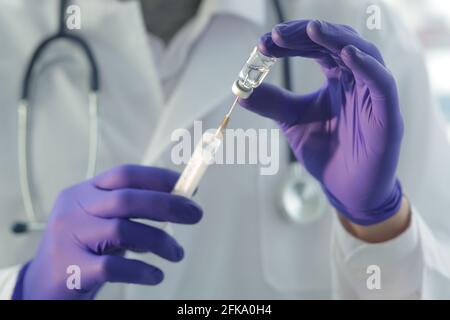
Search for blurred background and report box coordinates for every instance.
[387,0,450,138]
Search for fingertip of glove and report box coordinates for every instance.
[306,20,323,37]
[258,33,276,57]
[185,201,203,224]
[340,45,355,60]
[341,45,357,56]
[340,45,365,67]
[175,245,185,262]
[150,269,164,284]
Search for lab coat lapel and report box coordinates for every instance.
[80,0,165,129]
[81,0,225,166]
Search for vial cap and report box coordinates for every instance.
[232,80,253,99]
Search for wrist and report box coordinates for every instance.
[338,196,411,243]
[323,179,403,226]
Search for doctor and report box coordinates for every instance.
[1,0,450,299]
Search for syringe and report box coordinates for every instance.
[161,99,237,235]
[162,47,277,234]
[171,96,238,198]
[164,47,276,232]
[171,46,277,199]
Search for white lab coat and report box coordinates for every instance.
[1,0,450,299]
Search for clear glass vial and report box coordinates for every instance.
[232,46,277,99]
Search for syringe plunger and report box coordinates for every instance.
[171,132,223,198]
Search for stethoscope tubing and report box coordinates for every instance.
[13,0,100,233]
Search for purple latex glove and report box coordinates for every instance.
[13,165,203,300]
[240,20,404,225]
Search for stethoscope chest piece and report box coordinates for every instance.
[279,163,328,224]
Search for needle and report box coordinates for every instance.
[225,96,239,118]
[215,96,239,136]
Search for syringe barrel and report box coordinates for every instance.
[172,132,222,198]
[232,46,277,99]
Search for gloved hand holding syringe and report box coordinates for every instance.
[171,47,277,199]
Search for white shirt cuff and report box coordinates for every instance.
[332,208,422,299]
[0,265,21,300]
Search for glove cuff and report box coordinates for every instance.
[11,261,31,300]
[324,179,403,226]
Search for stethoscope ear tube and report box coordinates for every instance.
[87,92,99,179]
[20,33,100,101]
[17,100,37,228]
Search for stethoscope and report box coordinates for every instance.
[12,0,325,234]
[12,0,100,234]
